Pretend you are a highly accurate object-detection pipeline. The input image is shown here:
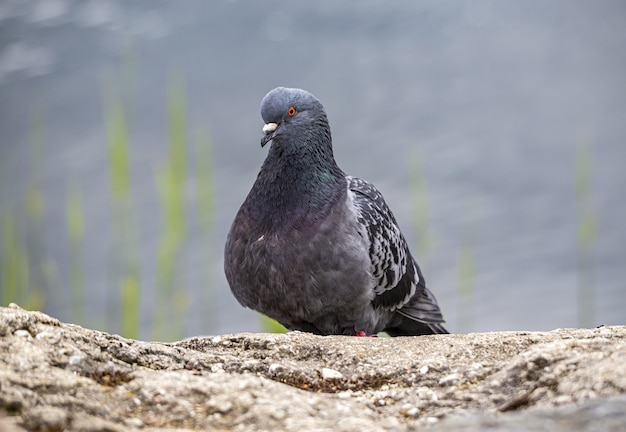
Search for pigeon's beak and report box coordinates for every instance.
[261,122,278,147]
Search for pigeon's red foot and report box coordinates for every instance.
[355,331,377,337]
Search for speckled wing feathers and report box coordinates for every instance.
[348,176,446,331]
[348,176,418,312]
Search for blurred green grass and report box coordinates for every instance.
[1,106,47,312]
[194,128,218,332]
[103,75,141,338]
[409,150,432,274]
[66,181,85,325]
[457,207,477,333]
[260,315,288,334]
[575,131,596,328]
[0,82,599,338]
[152,75,189,341]
[409,149,477,333]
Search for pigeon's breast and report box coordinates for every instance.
[225,186,376,329]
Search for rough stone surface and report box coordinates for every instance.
[0,304,624,431]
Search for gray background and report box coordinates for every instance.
[1,0,625,337]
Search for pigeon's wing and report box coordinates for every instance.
[348,176,445,326]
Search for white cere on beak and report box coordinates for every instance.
[262,122,278,133]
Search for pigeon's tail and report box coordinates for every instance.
[385,315,449,336]
[429,322,449,334]
[384,284,449,336]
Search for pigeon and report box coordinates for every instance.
[224,87,448,336]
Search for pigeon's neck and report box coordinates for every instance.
[247,140,345,232]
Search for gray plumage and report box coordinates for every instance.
[224,87,447,336]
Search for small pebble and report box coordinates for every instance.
[14,329,32,338]
[271,409,287,420]
[401,404,419,418]
[321,367,344,380]
[124,418,144,428]
[439,373,459,385]
[218,401,233,414]
[68,355,84,365]
[406,407,419,418]
[242,360,259,369]
[35,331,58,343]
[268,364,284,375]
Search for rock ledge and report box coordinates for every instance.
[0,304,624,431]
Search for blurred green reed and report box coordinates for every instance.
[1,212,28,307]
[194,129,218,332]
[66,181,85,325]
[575,132,596,328]
[103,78,141,339]
[24,105,48,310]
[0,106,47,312]
[408,150,432,274]
[152,75,189,341]
[1,71,222,340]
[409,149,477,333]
[260,314,288,334]
[457,207,477,333]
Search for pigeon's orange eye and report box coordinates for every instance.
[287,106,297,117]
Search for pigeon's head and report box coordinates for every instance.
[260,87,329,148]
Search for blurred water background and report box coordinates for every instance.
[1,0,625,340]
